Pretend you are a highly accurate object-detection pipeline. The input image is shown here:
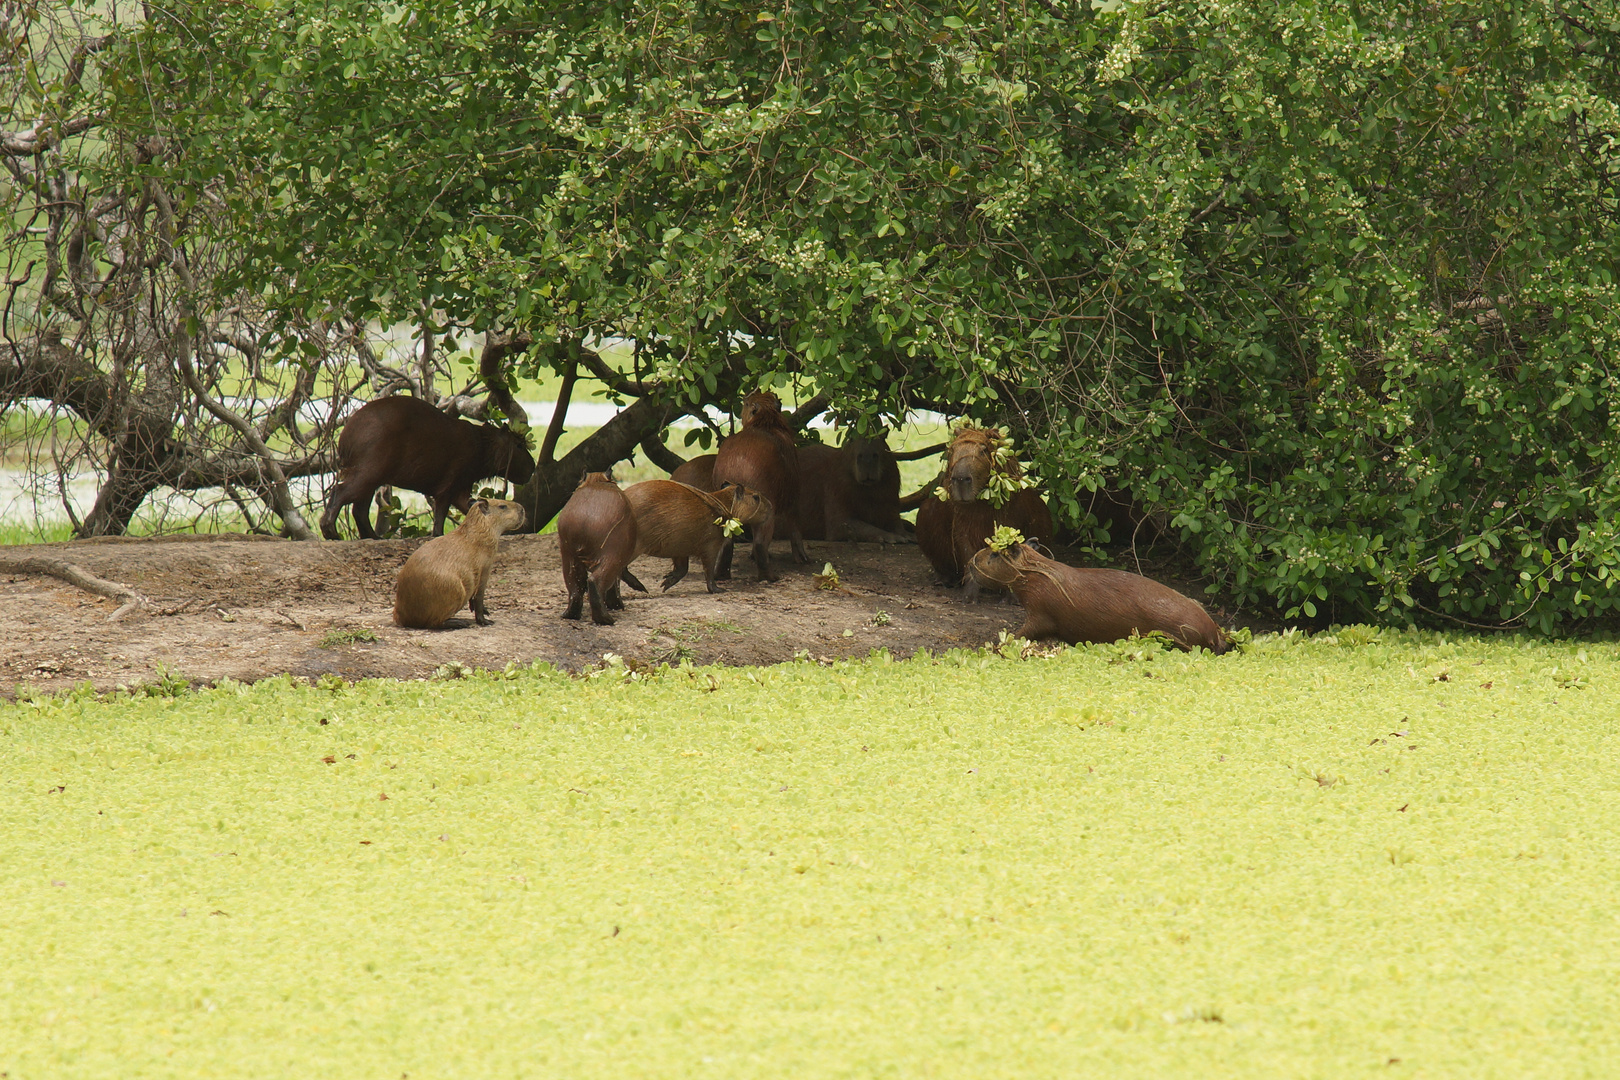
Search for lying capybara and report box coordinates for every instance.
[796,433,914,544]
[968,542,1228,653]
[393,498,527,628]
[321,395,535,540]
[916,425,1053,594]
[669,453,717,491]
[557,472,644,626]
[711,391,808,581]
[624,480,772,593]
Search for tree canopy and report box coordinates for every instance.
[11,0,1620,630]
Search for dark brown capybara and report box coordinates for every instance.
[557,472,645,626]
[320,395,535,540]
[915,425,1054,595]
[393,498,527,628]
[623,480,771,593]
[711,390,808,581]
[967,542,1228,653]
[668,453,717,491]
[795,432,915,544]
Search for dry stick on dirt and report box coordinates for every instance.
[0,554,150,621]
[151,185,315,541]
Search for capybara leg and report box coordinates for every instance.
[561,553,584,620]
[471,587,491,626]
[788,520,810,564]
[752,512,779,582]
[586,578,614,626]
[430,497,450,537]
[715,539,734,581]
[350,486,382,540]
[1017,613,1057,641]
[700,549,724,594]
[318,489,348,540]
[603,575,626,610]
[620,567,648,593]
[963,576,984,604]
[662,557,691,592]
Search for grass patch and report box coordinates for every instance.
[316,627,382,649]
[12,631,1614,1074]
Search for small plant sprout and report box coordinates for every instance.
[871,609,891,627]
[814,563,841,590]
[987,525,1026,553]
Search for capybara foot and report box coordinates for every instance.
[621,568,648,593]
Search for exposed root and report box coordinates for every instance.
[0,555,151,621]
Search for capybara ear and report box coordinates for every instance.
[474,499,489,513]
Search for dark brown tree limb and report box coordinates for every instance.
[516,395,678,531]
[639,434,687,473]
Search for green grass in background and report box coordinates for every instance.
[4,629,1618,1077]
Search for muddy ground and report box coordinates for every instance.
[0,533,1254,695]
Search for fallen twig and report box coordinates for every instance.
[0,554,150,620]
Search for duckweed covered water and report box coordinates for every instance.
[4,630,1618,1078]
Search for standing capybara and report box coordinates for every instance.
[916,425,1054,594]
[711,390,808,581]
[321,396,535,540]
[795,432,914,544]
[557,473,643,626]
[968,542,1228,653]
[393,498,527,628]
[668,453,717,491]
[623,480,772,593]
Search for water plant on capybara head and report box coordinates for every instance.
[795,431,914,544]
[392,498,527,629]
[624,479,771,594]
[711,390,809,581]
[916,424,1053,594]
[968,541,1228,653]
[557,472,646,626]
[320,396,535,540]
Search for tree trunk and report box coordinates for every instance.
[515,395,677,532]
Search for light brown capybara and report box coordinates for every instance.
[795,432,915,544]
[915,425,1054,594]
[321,396,535,539]
[711,390,808,581]
[393,498,527,628]
[557,472,644,626]
[967,542,1228,653]
[668,453,717,491]
[624,480,772,593]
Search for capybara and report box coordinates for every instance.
[915,425,1054,594]
[393,498,527,628]
[321,395,535,540]
[711,390,808,581]
[557,472,642,626]
[669,453,717,491]
[796,432,914,544]
[624,480,772,593]
[968,542,1228,653]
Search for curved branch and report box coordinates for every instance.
[0,554,149,621]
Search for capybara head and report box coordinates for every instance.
[740,390,784,427]
[844,432,890,486]
[945,425,1008,502]
[967,542,1025,591]
[470,497,528,535]
[719,483,772,527]
[491,425,537,486]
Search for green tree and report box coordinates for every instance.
[95,0,1620,628]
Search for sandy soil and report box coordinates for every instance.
[0,532,1246,695]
